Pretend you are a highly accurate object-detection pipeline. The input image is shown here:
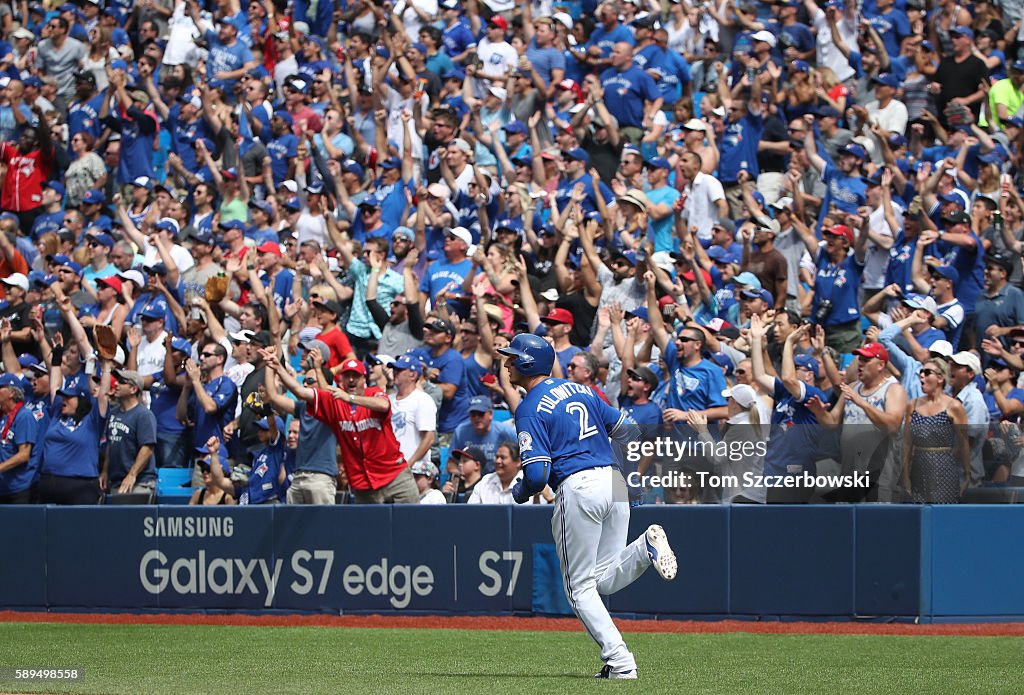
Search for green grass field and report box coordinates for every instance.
[1,622,1022,694]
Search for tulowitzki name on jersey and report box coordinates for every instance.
[535,381,594,415]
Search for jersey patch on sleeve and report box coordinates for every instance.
[519,431,533,452]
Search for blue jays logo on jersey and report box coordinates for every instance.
[519,431,533,452]
[391,410,407,431]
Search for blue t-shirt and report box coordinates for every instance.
[116,107,157,184]
[927,234,984,313]
[266,133,298,185]
[188,375,238,448]
[554,173,614,215]
[599,64,661,128]
[411,346,469,434]
[663,342,728,412]
[813,248,865,326]
[647,185,681,252]
[245,431,285,504]
[618,396,663,426]
[865,9,911,57]
[294,400,339,476]
[205,31,254,94]
[718,112,763,183]
[42,399,105,478]
[149,372,185,435]
[261,268,294,315]
[419,258,474,303]
[822,162,867,215]
[884,232,918,294]
[762,379,826,476]
[0,406,39,495]
[588,23,635,57]
[169,108,212,173]
[68,94,105,141]
[450,419,518,474]
[514,377,630,490]
[524,42,565,87]
[442,20,476,58]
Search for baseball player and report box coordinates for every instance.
[497,333,677,680]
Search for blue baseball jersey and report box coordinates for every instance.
[244,432,285,504]
[514,378,631,490]
[0,406,39,495]
[762,378,826,477]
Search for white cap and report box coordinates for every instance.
[750,30,777,48]
[487,86,507,101]
[447,226,472,245]
[119,269,146,287]
[722,384,758,409]
[682,118,707,132]
[904,294,938,316]
[771,196,794,210]
[651,251,674,273]
[189,94,203,110]
[427,182,451,199]
[327,256,340,273]
[229,329,255,343]
[114,345,126,366]
[928,340,953,358]
[1,273,29,291]
[552,12,573,29]
[540,288,560,302]
[568,102,588,114]
[951,351,981,374]
[712,105,726,117]
[281,180,299,193]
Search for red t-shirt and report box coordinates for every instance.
[308,386,406,490]
[318,326,355,367]
[0,143,54,212]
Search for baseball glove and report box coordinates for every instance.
[94,324,119,361]
[205,274,229,303]
[243,390,273,417]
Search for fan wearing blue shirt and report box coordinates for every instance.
[187,8,258,100]
[717,61,764,195]
[804,134,869,217]
[419,227,475,304]
[0,373,40,504]
[600,42,663,132]
[242,416,287,504]
[265,111,298,185]
[588,4,636,61]
[412,317,470,435]
[181,343,238,450]
[439,0,476,63]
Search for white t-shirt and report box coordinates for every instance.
[390,389,437,466]
[812,8,857,83]
[477,38,518,90]
[863,202,903,290]
[397,0,439,42]
[143,240,196,274]
[419,488,447,504]
[684,171,726,241]
[295,212,328,247]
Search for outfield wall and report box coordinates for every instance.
[3,505,1023,622]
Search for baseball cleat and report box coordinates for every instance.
[645,524,677,581]
[595,665,638,680]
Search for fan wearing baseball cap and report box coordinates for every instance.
[811,340,908,503]
[801,217,871,353]
[261,349,419,503]
[801,120,868,215]
[540,307,582,377]
[411,316,471,437]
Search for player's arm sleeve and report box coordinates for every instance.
[602,400,640,446]
[515,416,551,499]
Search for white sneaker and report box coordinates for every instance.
[645,524,677,581]
[595,665,638,680]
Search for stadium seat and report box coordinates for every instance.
[106,491,155,505]
[960,486,1024,504]
[157,468,193,505]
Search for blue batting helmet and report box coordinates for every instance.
[497,333,555,377]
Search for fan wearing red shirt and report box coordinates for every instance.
[0,105,55,231]
[311,298,356,369]
[262,350,418,503]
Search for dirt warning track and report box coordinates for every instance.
[1,611,1023,636]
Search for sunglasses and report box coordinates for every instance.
[677,336,699,343]
[734,369,747,375]
[920,368,941,377]
[200,352,219,358]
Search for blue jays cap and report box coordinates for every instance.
[441,68,466,81]
[503,121,528,135]
[82,189,104,205]
[740,288,774,307]
[707,245,730,262]
[468,395,492,412]
[871,73,900,88]
[613,249,638,266]
[0,373,20,388]
[734,271,762,289]
[1012,59,1024,72]
[938,192,966,207]
[494,217,523,233]
[929,264,959,284]
[949,26,974,39]
[816,105,841,119]
[645,156,671,170]
[57,382,90,399]
[626,306,649,322]
[220,219,246,230]
[794,354,820,377]
[359,195,381,208]
[791,60,810,72]
[110,59,128,72]
[140,304,165,320]
[380,156,402,170]
[154,218,180,236]
[274,110,293,126]
[45,180,65,197]
[283,197,302,211]
[306,180,325,194]
[248,199,274,215]
[170,336,192,353]
[191,229,214,245]
[842,143,867,160]
[342,159,364,179]
[255,415,285,431]
[564,147,589,164]
[89,232,115,248]
[16,354,37,369]
[392,354,423,373]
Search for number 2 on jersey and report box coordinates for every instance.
[566,402,598,440]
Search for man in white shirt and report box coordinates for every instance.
[864,73,909,163]
[133,304,168,390]
[142,218,195,273]
[680,150,727,241]
[862,171,903,296]
[807,0,857,83]
[476,16,518,94]
[467,440,523,504]
[389,354,437,467]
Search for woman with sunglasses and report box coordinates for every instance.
[900,358,970,503]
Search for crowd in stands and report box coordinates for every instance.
[3,0,1024,507]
